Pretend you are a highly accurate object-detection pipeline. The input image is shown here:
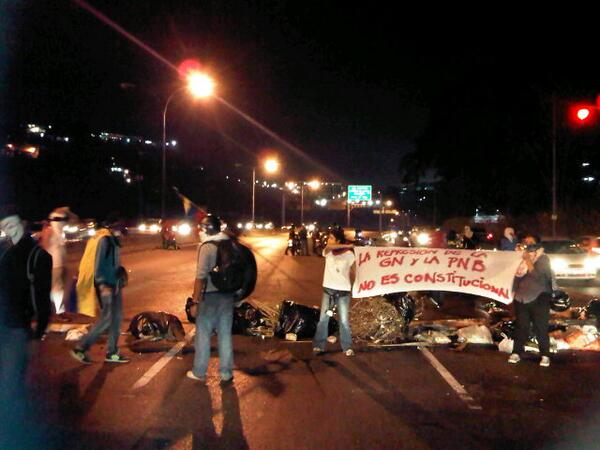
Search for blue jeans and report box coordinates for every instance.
[0,326,29,446]
[192,292,234,380]
[79,288,123,355]
[313,288,353,351]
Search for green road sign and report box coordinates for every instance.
[347,185,372,203]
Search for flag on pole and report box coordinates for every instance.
[172,186,207,217]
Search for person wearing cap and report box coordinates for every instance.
[70,214,129,364]
[39,207,72,315]
[509,234,554,368]
[186,214,235,384]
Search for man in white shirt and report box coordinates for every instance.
[313,228,356,356]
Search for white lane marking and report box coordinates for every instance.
[132,329,196,390]
[419,347,482,411]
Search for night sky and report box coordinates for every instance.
[3,2,600,187]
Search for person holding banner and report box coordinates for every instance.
[313,228,356,357]
[509,235,554,368]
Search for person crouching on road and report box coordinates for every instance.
[187,215,235,384]
[509,234,554,368]
[313,228,356,357]
[70,214,129,364]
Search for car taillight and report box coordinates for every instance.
[486,233,493,240]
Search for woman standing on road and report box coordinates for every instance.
[312,228,356,357]
[509,234,555,368]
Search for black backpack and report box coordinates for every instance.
[206,239,257,299]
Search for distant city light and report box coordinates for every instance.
[582,162,591,167]
[171,140,177,146]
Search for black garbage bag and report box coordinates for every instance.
[384,292,417,337]
[233,302,266,335]
[129,311,185,341]
[550,290,571,312]
[490,320,517,342]
[583,298,600,319]
[275,300,338,339]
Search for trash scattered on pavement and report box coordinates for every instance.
[128,311,185,341]
[456,325,493,344]
[414,330,452,344]
[65,326,89,341]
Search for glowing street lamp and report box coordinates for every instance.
[252,157,280,225]
[187,71,216,99]
[301,179,321,224]
[161,72,215,219]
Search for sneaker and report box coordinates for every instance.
[105,353,130,364]
[186,370,205,382]
[540,356,550,367]
[70,348,92,365]
[220,375,234,386]
[312,347,324,355]
[345,349,356,357]
[508,353,520,364]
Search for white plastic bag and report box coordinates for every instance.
[498,337,514,353]
[457,325,493,344]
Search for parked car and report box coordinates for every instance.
[542,239,599,281]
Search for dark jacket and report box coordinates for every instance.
[0,235,52,336]
[94,234,120,287]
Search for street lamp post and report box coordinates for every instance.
[251,168,256,224]
[161,89,183,220]
[300,180,320,225]
[161,72,215,220]
[252,158,279,225]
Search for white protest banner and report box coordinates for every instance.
[352,247,523,304]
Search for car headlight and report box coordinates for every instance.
[178,223,191,235]
[584,258,597,272]
[64,225,78,233]
[417,232,431,246]
[149,224,160,233]
[551,258,567,271]
[138,224,147,232]
[87,229,96,237]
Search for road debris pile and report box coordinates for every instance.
[349,293,425,344]
[347,288,600,353]
[128,311,185,341]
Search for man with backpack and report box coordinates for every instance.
[187,215,237,384]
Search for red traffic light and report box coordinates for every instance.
[570,104,596,126]
[577,107,591,121]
